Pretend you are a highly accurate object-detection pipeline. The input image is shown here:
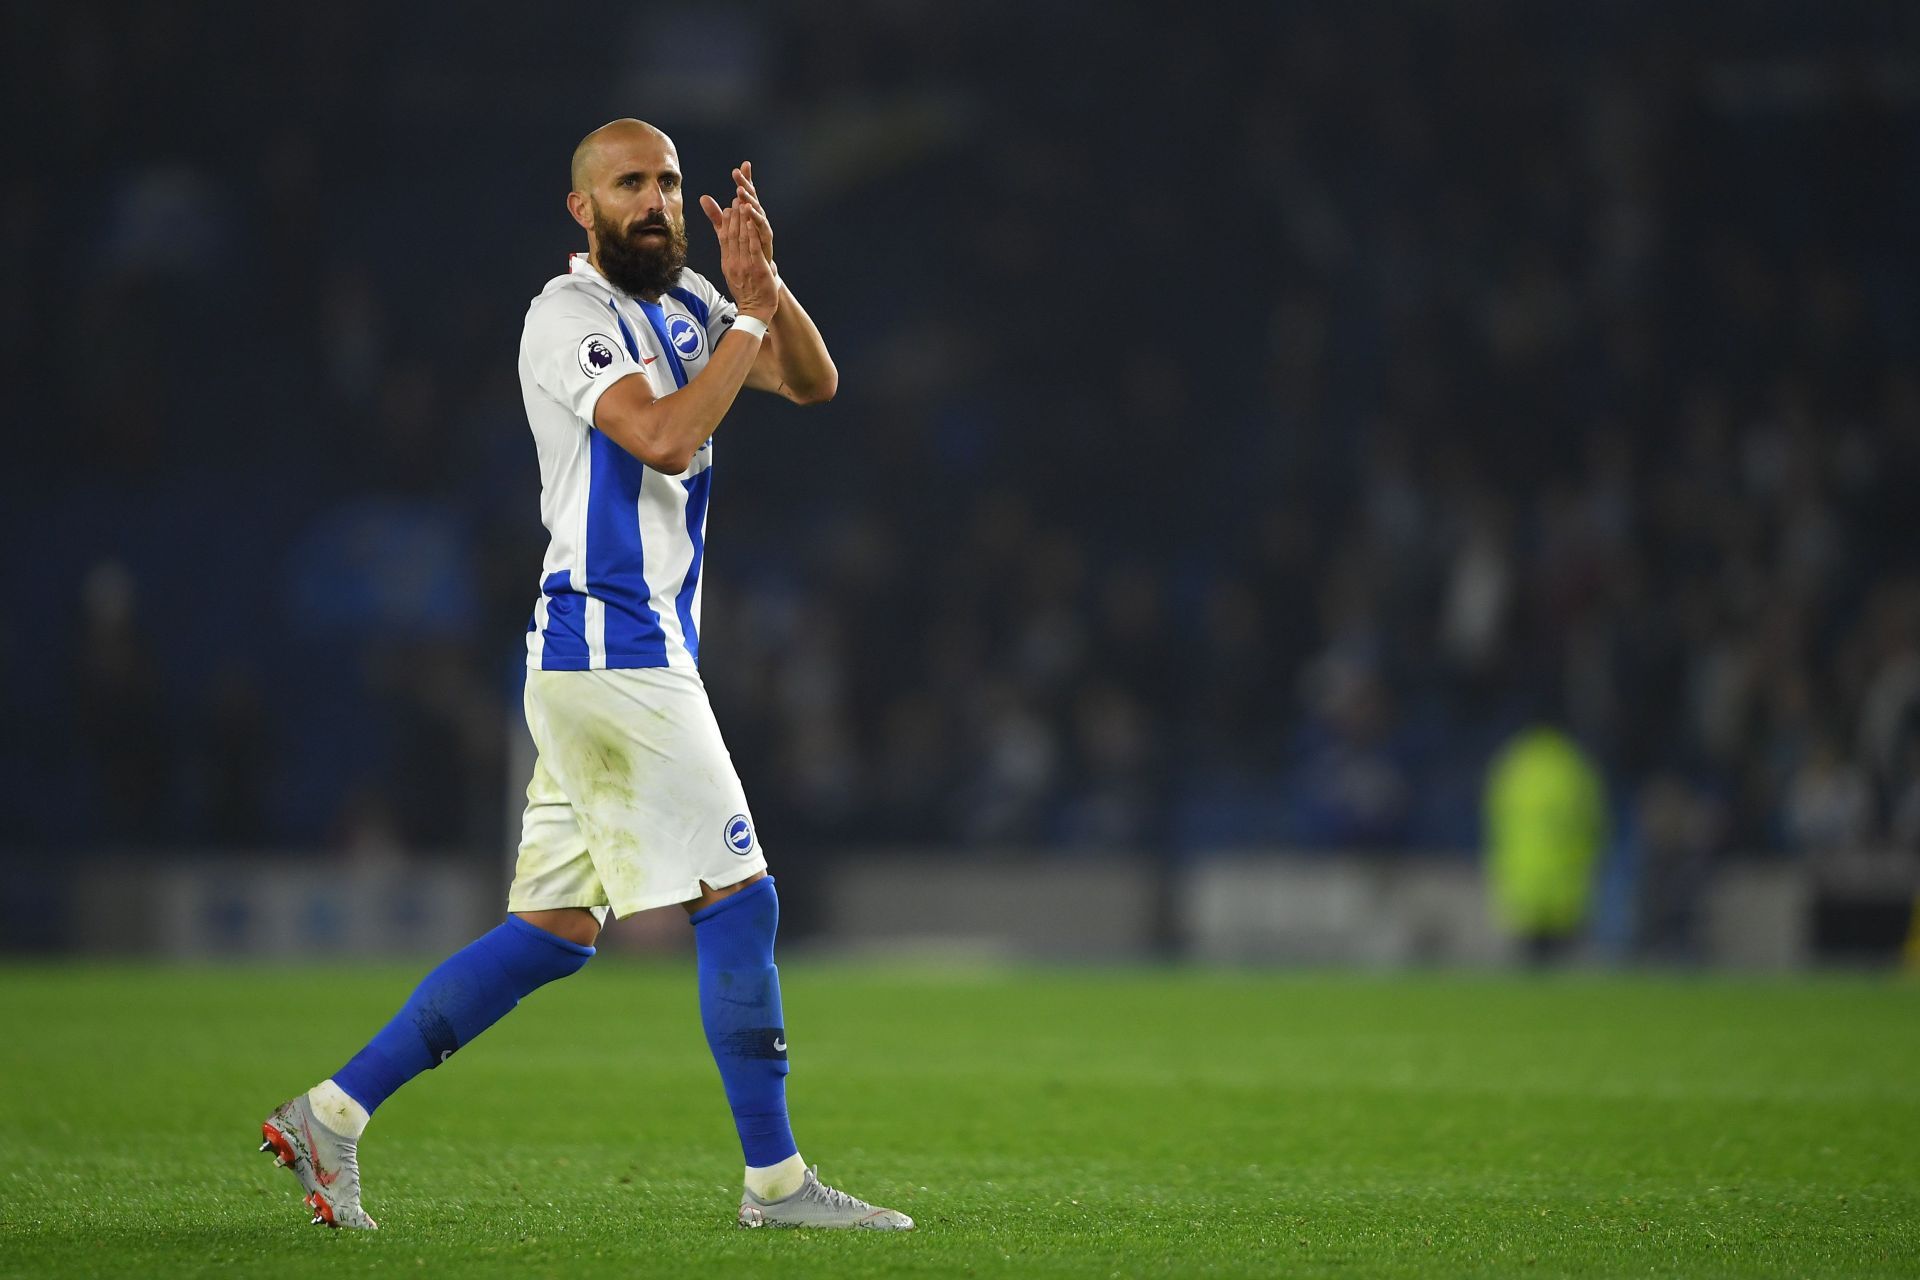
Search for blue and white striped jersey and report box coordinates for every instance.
[519,254,739,670]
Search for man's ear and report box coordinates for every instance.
[566,191,593,232]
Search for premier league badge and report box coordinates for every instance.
[577,333,620,377]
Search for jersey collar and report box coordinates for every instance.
[569,253,613,290]
[570,252,682,305]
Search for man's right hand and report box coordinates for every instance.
[700,193,779,322]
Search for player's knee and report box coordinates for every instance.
[512,908,602,950]
[680,871,770,916]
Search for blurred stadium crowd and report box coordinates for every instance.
[4,3,1918,879]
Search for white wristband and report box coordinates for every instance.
[731,316,769,341]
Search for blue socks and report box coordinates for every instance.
[332,916,594,1114]
[326,885,792,1172]
[691,877,798,1168]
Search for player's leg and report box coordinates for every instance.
[546,667,911,1228]
[682,873,800,1193]
[682,868,913,1229]
[260,728,604,1229]
[260,910,594,1228]
[327,907,599,1118]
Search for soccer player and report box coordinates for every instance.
[259,119,912,1233]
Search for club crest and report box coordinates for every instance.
[667,314,704,361]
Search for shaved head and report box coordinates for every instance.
[570,118,675,193]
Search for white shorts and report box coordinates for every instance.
[509,667,768,919]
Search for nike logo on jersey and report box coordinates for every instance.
[642,355,657,364]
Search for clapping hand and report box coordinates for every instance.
[728,161,775,271]
[699,167,778,322]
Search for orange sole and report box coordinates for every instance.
[259,1123,298,1169]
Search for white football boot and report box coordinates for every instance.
[737,1165,914,1230]
[259,1094,379,1229]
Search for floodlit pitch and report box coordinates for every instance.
[1,964,1914,1278]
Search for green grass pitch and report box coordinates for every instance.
[1,962,1915,1278]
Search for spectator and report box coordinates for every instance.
[1483,725,1608,964]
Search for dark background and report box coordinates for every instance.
[3,1,1918,948]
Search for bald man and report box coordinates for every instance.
[260,121,912,1232]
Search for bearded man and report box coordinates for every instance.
[259,119,911,1233]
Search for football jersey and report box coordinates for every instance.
[519,253,739,671]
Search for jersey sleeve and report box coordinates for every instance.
[522,287,645,425]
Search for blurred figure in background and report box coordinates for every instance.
[74,560,170,844]
[1483,723,1608,964]
[1626,772,1723,963]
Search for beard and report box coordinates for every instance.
[592,201,689,298]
